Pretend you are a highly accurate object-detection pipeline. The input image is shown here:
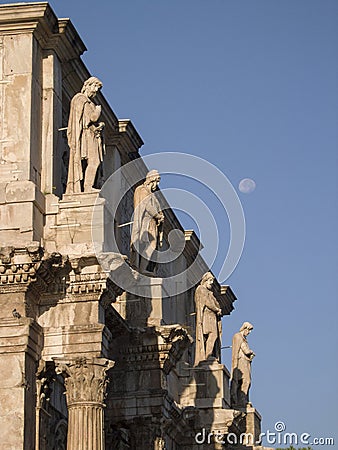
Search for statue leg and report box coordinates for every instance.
[230,378,238,406]
[140,245,156,274]
[84,153,100,192]
[240,376,251,405]
[205,331,217,359]
[84,163,98,191]
[139,255,149,274]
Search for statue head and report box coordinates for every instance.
[81,76,103,99]
[240,321,254,336]
[145,169,161,192]
[201,271,214,290]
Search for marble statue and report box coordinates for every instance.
[230,322,255,408]
[130,170,164,274]
[194,272,222,365]
[66,76,105,194]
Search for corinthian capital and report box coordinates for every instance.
[54,357,114,405]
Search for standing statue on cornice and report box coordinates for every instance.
[65,76,105,194]
[130,170,164,274]
[194,272,222,366]
[230,321,255,408]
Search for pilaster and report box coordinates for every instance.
[0,317,43,449]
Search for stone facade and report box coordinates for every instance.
[0,3,263,449]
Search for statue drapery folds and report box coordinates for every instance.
[66,76,105,194]
[230,321,255,408]
[194,272,222,366]
[130,170,164,274]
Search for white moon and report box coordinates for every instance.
[238,178,256,194]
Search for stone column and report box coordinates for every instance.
[55,357,114,450]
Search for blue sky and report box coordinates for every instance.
[4,0,338,446]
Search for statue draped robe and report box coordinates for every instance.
[130,184,162,273]
[230,332,254,407]
[194,284,222,366]
[66,93,103,194]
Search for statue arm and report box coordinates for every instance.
[194,288,204,325]
[67,94,86,149]
[204,292,222,314]
[240,341,255,359]
[194,287,206,365]
[144,195,164,222]
[83,101,101,127]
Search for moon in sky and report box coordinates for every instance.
[238,178,256,194]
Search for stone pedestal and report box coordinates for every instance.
[243,406,262,446]
[44,192,105,254]
[55,357,114,450]
[120,277,170,327]
[180,359,230,409]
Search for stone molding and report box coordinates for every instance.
[0,316,43,358]
[159,326,193,375]
[0,2,86,61]
[0,244,43,286]
[0,245,70,297]
[119,325,192,375]
[0,245,123,306]
[111,119,144,156]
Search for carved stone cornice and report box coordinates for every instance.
[0,3,86,62]
[184,229,203,252]
[54,357,114,406]
[66,270,108,295]
[217,284,237,315]
[157,326,193,375]
[110,119,144,163]
[51,18,86,61]
[120,343,167,362]
[0,244,43,291]
[66,257,123,304]
[119,325,192,375]
[0,245,72,296]
[36,252,71,297]
[0,2,58,36]
[0,260,37,286]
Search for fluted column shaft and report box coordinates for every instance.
[55,357,114,450]
[67,403,104,450]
